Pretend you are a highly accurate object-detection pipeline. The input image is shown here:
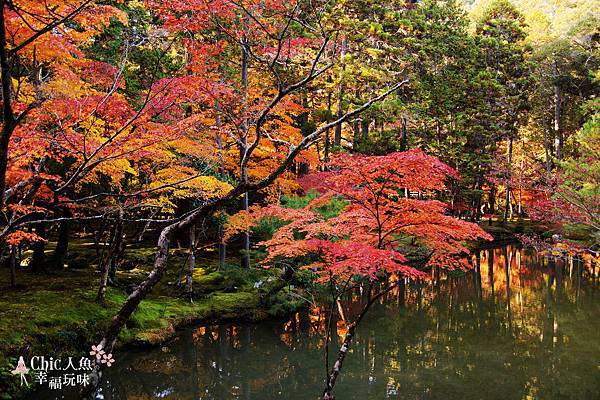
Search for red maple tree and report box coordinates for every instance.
[237,149,492,399]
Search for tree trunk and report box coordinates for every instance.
[108,220,125,285]
[400,117,408,151]
[96,254,111,304]
[352,119,360,151]
[0,123,13,209]
[542,119,552,174]
[361,118,369,143]
[241,190,250,269]
[95,217,108,258]
[0,1,16,208]
[352,90,362,151]
[97,223,118,303]
[185,226,195,297]
[218,224,226,270]
[324,76,333,163]
[97,209,124,303]
[470,174,483,222]
[333,37,347,147]
[503,137,513,222]
[517,188,523,220]
[52,215,71,269]
[31,222,46,271]
[397,278,405,307]
[477,169,485,222]
[554,82,563,161]
[215,102,227,270]
[324,125,330,163]
[9,246,16,287]
[240,32,250,270]
[488,184,496,225]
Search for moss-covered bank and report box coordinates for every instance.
[0,246,305,399]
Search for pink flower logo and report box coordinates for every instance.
[90,344,105,361]
[101,353,115,367]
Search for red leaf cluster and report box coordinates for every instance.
[242,149,492,282]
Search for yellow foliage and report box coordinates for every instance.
[147,167,233,213]
[78,158,137,189]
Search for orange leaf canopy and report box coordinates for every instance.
[243,149,492,281]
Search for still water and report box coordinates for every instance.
[97,244,600,400]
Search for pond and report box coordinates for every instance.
[49,244,600,399]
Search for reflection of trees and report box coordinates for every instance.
[99,245,600,399]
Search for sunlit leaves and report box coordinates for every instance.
[148,168,233,213]
[233,149,492,283]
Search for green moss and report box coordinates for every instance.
[479,219,548,240]
[266,288,307,317]
[0,243,299,398]
[562,223,595,241]
[193,266,271,294]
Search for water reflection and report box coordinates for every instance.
[98,245,600,400]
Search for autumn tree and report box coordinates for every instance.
[528,18,599,170]
[0,0,133,276]
[0,0,232,294]
[527,96,600,242]
[234,149,492,399]
[89,0,409,360]
[322,0,410,150]
[0,0,127,204]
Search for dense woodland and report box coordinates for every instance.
[0,0,598,398]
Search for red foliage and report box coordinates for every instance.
[526,173,598,230]
[244,149,492,282]
[6,230,46,246]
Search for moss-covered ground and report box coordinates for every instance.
[0,238,305,398]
